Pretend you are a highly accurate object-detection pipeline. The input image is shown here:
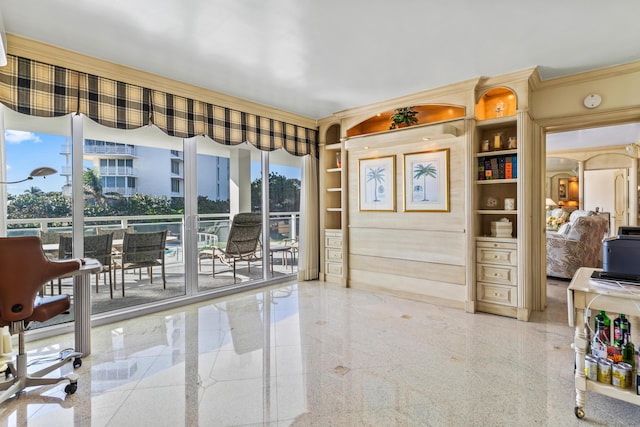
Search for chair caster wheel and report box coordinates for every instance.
[73,358,82,369]
[574,406,584,419]
[64,382,77,395]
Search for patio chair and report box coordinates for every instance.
[113,230,167,297]
[0,236,83,404]
[39,231,71,259]
[58,234,114,297]
[200,213,262,282]
[97,226,134,241]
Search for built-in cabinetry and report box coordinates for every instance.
[476,238,518,309]
[317,71,542,318]
[473,88,523,318]
[319,124,345,283]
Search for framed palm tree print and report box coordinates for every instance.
[358,155,396,211]
[403,149,449,212]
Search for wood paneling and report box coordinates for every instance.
[349,254,466,284]
[350,228,466,266]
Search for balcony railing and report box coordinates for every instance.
[99,166,137,176]
[102,187,137,197]
[84,145,137,156]
[7,212,300,244]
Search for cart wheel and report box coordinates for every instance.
[64,382,77,395]
[574,406,584,419]
[73,357,82,369]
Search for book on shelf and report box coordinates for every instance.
[478,158,485,180]
[512,155,518,179]
[484,159,492,179]
[498,157,506,179]
[505,156,513,179]
[490,157,499,179]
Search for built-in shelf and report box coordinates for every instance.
[476,149,517,158]
[327,188,342,192]
[327,208,342,212]
[476,210,517,215]
[477,179,517,185]
[326,167,342,173]
[476,236,517,243]
[325,143,341,151]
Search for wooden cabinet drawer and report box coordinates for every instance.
[325,261,343,276]
[478,282,517,306]
[477,263,517,286]
[476,247,517,266]
[326,248,343,261]
[477,241,516,250]
[325,235,343,249]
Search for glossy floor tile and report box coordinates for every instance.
[0,279,638,426]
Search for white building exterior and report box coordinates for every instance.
[84,139,230,201]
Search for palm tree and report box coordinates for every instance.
[83,167,105,204]
[413,163,437,201]
[24,186,43,195]
[366,167,385,202]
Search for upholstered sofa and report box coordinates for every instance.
[546,210,609,279]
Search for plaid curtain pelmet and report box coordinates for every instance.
[0,55,317,157]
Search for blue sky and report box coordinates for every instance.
[4,130,70,195]
[4,130,301,196]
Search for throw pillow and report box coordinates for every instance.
[558,223,571,236]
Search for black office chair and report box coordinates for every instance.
[0,236,83,403]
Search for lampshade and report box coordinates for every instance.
[545,198,557,207]
[0,167,57,184]
[29,167,57,178]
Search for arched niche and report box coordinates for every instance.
[476,87,517,120]
[346,104,465,138]
[325,123,341,145]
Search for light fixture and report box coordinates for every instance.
[0,167,57,184]
[545,198,557,210]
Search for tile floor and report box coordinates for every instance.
[0,278,639,426]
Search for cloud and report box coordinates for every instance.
[4,130,43,144]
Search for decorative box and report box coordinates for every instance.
[491,218,512,238]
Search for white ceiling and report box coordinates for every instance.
[1,0,639,120]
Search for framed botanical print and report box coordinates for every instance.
[358,155,396,211]
[403,149,450,212]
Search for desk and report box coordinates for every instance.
[73,258,102,356]
[567,267,640,419]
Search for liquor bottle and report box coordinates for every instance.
[614,313,631,346]
[622,337,635,366]
[591,312,609,358]
[594,311,611,344]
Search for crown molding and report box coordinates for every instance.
[536,61,640,90]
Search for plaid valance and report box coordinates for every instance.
[0,55,317,157]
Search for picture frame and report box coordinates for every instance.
[403,148,450,212]
[358,155,396,211]
[558,178,568,201]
